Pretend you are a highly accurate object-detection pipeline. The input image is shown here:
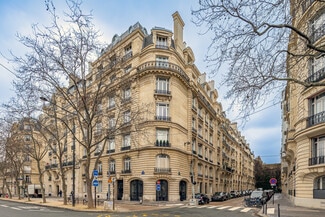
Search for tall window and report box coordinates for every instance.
[198,144,203,157]
[155,154,170,169]
[124,157,131,171]
[125,44,132,54]
[123,87,131,100]
[123,134,131,147]
[156,36,168,48]
[312,136,325,158]
[98,181,103,193]
[156,77,169,94]
[108,138,115,151]
[308,92,325,126]
[98,162,102,175]
[124,110,131,123]
[309,55,325,76]
[108,95,115,108]
[156,103,169,120]
[109,160,115,173]
[108,116,115,129]
[156,129,169,146]
[95,122,102,135]
[310,12,325,43]
[192,138,196,152]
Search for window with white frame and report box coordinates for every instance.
[124,110,131,123]
[192,96,197,108]
[209,134,213,144]
[123,87,131,100]
[156,128,169,146]
[315,176,325,190]
[198,164,202,175]
[312,136,325,158]
[309,55,325,77]
[95,122,102,134]
[108,137,115,151]
[155,154,170,168]
[198,125,202,137]
[83,181,87,193]
[309,92,325,127]
[96,141,102,154]
[123,134,131,147]
[108,95,115,108]
[109,160,115,173]
[108,116,115,129]
[198,144,203,156]
[156,103,169,120]
[192,138,196,152]
[125,65,132,74]
[98,161,102,175]
[125,44,132,54]
[156,56,168,68]
[156,36,168,48]
[156,77,169,94]
[83,147,87,157]
[124,157,131,171]
[192,117,196,129]
[310,12,325,43]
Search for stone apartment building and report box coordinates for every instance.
[2,12,255,202]
[281,1,325,209]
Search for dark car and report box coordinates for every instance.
[195,193,210,205]
[211,192,228,201]
[245,190,267,207]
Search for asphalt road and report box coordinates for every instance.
[0,196,258,217]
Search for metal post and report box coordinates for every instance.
[265,202,268,214]
[72,125,76,207]
[278,203,280,217]
[94,186,96,208]
[112,180,115,210]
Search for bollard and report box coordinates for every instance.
[265,202,268,215]
[263,203,265,213]
[278,203,280,217]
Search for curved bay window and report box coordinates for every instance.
[307,92,325,127]
[314,176,325,199]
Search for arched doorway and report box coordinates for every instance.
[130,179,143,201]
[179,181,187,201]
[156,179,168,201]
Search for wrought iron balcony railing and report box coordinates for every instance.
[307,111,325,127]
[309,156,325,166]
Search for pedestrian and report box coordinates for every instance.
[59,190,62,197]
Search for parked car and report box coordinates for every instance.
[195,193,210,204]
[229,190,237,198]
[211,192,228,201]
[246,190,267,207]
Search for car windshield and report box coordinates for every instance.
[250,191,263,198]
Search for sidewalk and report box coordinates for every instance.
[0,196,186,212]
[258,193,294,217]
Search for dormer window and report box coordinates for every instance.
[156,36,168,49]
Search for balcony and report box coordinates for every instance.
[137,61,190,83]
[106,149,115,154]
[307,111,325,127]
[155,44,168,49]
[122,51,133,62]
[154,167,171,174]
[305,67,325,83]
[155,89,171,95]
[121,169,131,174]
[155,116,171,121]
[155,140,170,147]
[121,146,131,151]
[309,156,325,166]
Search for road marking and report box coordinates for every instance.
[197,205,208,208]
[10,207,22,210]
[240,208,252,212]
[1,205,9,207]
[267,208,275,214]
[207,206,220,208]
[228,207,241,211]
[217,206,231,210]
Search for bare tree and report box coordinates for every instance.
[9,0,150,208]
[192,0,325,119]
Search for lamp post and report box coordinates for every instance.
[72,123,76,207]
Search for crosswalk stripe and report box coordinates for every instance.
[240,208,252,212]
[217,206,232,210]
[228,207,241,211]
[11,207,22,210]
[1,205,9,207]
[197,205,208,208]
[267,208,275,214]
[207,206,220,208]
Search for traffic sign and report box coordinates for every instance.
[269,178,277,185]
[92,179,99,187]
[93,170,98,177]
[157,180,160,184]
[156,184,161,191]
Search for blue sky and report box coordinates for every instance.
[0,0,282,164]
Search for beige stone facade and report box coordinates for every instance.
[281,1,325,209]
[5,12,254,202]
